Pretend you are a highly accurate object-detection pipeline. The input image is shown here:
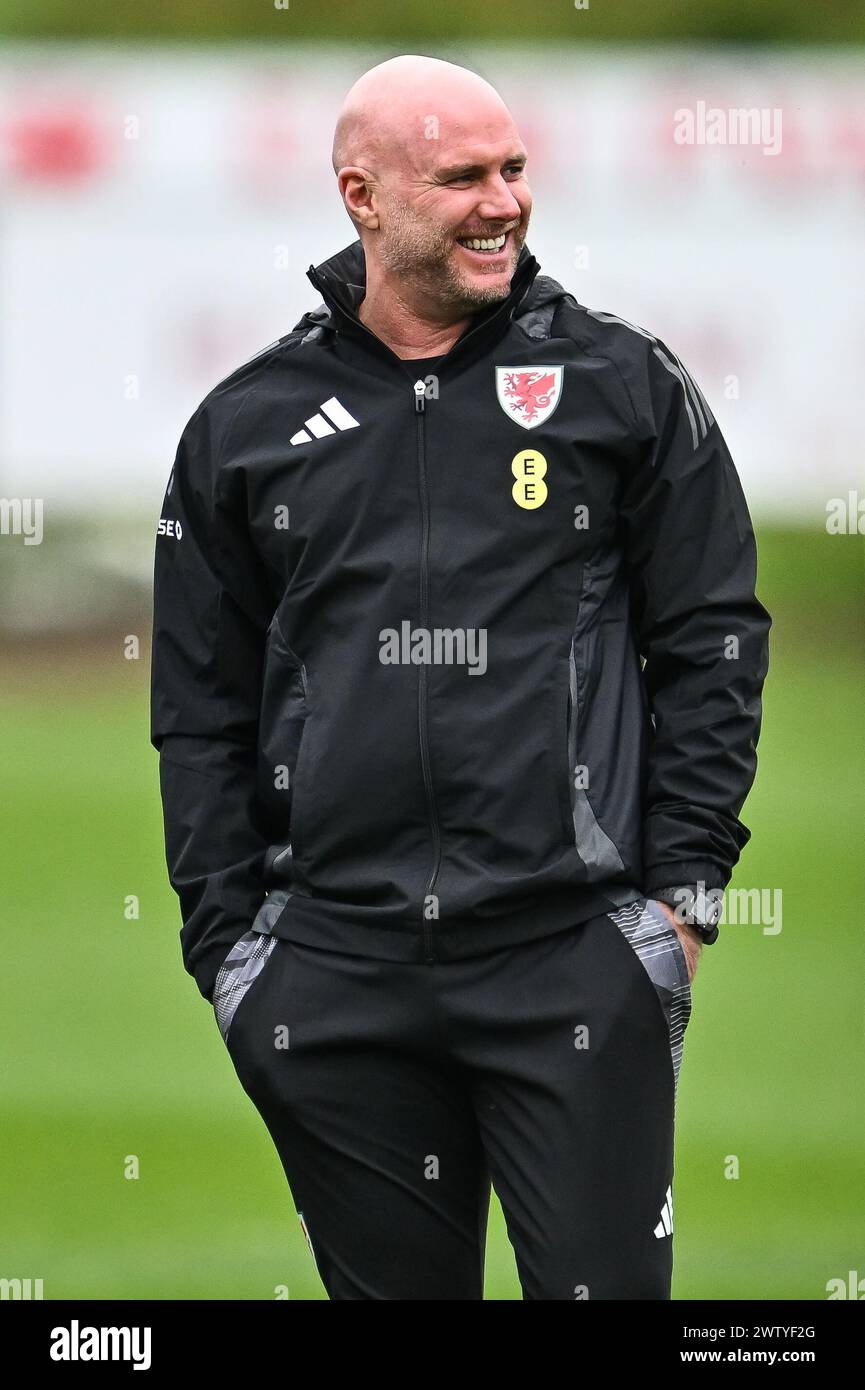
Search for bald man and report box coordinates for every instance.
[151,55,770,1299]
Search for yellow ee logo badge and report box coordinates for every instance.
[511,449,548,510]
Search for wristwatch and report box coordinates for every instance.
[650,885,722,945]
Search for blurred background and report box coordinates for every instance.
[2,1,863,1300]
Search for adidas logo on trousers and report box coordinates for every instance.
[654,1184,674,1238]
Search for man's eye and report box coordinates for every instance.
[444,166,525,185]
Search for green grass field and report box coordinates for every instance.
[2,524,863,1300]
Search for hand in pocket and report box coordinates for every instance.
[648,898,702,985]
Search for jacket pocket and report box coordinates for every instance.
[212,929,280,1044]
[278,633,312,864]
[288,699,313,863]
[553,651,577,843]
[257,617,310,864]
[560,634,627,877]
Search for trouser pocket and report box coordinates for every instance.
[212,930,280,1044]
[605,896,692,1094]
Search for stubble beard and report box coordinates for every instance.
[376,192,525,315]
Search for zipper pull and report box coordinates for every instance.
[414,380,426,413]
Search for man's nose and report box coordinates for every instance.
[475,175,524,223]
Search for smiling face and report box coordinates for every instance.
[334,59,533,317]
[375,125,532,313]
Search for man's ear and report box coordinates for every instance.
[337,167,380,231]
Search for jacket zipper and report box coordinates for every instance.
[302,269,537,957]
[414,378,442,962]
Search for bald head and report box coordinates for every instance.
[331,55,513,180]
[330,53,532,324]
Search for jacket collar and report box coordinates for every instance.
[305,237,542,372]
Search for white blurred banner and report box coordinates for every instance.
[1,43,863,520]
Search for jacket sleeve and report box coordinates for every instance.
[618,340,771,899]
[150,399,278,1003]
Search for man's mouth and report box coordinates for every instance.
[455,231,509,255]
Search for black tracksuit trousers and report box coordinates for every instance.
[212,894,692,1300]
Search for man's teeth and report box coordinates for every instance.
[457,233,507,252]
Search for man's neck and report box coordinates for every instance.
[357,264,473,361]
[358,296,470,360]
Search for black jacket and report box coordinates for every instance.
[150,238,771,1002]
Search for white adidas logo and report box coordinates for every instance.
[654,1184,674,1238]
[290,396,359,446]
